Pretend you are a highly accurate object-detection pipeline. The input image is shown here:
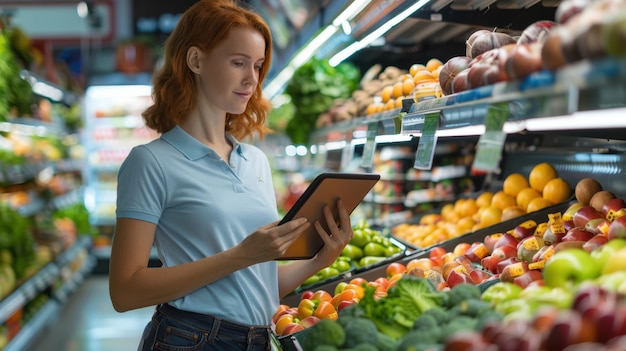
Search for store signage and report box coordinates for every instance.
[472,103,509,173]
[360,122,379,169]
[414,112,440,170]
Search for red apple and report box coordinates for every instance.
[272,307,298,324]
[518,20,558,44]
[517,236,544,263]
[608,216,626,240]
[483,233,504,253]
[563,203,584,230]
[582,234,608,252]
[336,300,356,312]
[586,217,611,235]
[446,268,473,288]
[500,261,530,283]
[532,245,554,263]
[299,316,321,328]
[562,227,596,242]
[574,206,605,228]
[544,310,597,350]
[602,198,626,220]
[481,255,504,274]
[492,245,518,260]
[464,242,490,263]
[493,233,520,251]
[513,269,543,289]
[512,220,538,240]
[543,226,567,246]
[300,290,314,300]
[595,305,626,343]
[497,257,522,275]
[469,269,492,285]
[444,330,491,351]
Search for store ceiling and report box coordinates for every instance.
[343,1,559,73]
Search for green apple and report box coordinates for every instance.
[543,248,601,288]
[590,238,626,271]
[602,246,626,275]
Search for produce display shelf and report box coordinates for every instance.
[55,254,96,304]
[3,299,61,351]
[0,263,59,324]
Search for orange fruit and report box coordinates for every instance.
[409,63,426,76]
[480,206,502,226]
[542,177,572,204]
[501,206,526,221]
[503,173,530,197]
[529,163,558,193]
[395,97,405,109]
[432,66,443,79]
[527,197,553,213]
[381,85,394,103]
[384,99,396,111]
[516,187,541,211]
[402,78,415,96]
[426,58,443,72]
[413,70,436,85]
[476,192,493,208]
[366,103,377,115]
[491,191,517,210]
[392,81,403,98]
[458,198,479,217]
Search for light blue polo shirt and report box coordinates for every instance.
[116,125,280,326]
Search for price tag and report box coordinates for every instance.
[472,103,509,173]
[360,122,379,169]
[414,112,440,170]
[340,132,354,171]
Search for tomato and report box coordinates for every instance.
[374,276,389,289]
[385,262,407,277]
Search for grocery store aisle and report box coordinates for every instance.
[31,274,154,351]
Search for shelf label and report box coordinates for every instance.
[360,122,379,169]
[472,103,509,173]
[414,112,440,170]
[340,131,354,171]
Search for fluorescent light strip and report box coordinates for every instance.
[329,0,432,66]
[333,0,373,26]
[525,108,626,131]
[290,25,338,68]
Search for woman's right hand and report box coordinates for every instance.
[235,218,310,263]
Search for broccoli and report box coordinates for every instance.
[343,318,379,348]
[412,313,438,331]
[475,310,504,331]
[450,299,492,318]
[376,332,398,351]
[358,276,447,340]
[343,344,379,351]
[313,346,339,351]
[299,319,346,351]
[445,283,481,308]
[418,306,449,325]
[394,329,442,351]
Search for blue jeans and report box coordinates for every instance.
[138,303,272,351]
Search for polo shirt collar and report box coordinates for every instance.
[162,125,247,161]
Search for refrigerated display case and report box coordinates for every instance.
[81,84,158,229]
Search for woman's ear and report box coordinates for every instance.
[187,46,202,74]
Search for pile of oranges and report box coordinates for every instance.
[366,58,444,115]
[392,162,572,249]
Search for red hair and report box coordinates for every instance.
[143,0,272,140]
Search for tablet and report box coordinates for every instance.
[278,172,380,260]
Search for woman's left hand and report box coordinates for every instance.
[312,199,353,268]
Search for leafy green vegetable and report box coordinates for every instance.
[283,57,360,145]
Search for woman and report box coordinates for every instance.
[108,1,353,350]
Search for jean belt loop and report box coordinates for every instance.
[207,317,221,342]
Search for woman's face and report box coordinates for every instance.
[194,26,266,115]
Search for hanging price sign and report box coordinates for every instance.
[472,103,509,173]
[360,122,379,169]
[414,112,440,170]
[340,131,354,171]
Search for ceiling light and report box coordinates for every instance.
[329,0,432,67]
